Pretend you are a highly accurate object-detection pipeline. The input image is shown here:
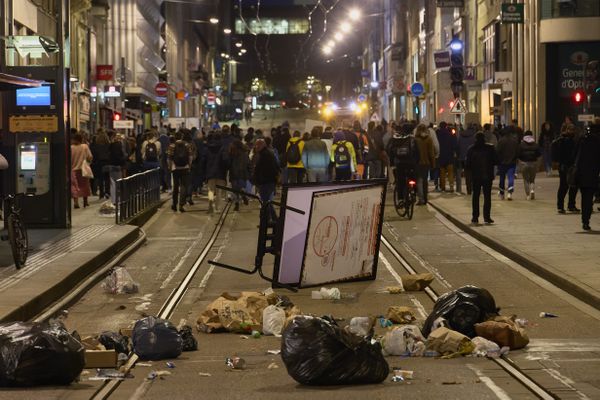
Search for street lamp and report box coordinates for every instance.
[235,42,243,48]
[223,28,232,34]
[340,22,351,33]
[209,17,219,24]
[334,32,344,42]
[349,8,361,21]
[322,46,332,55]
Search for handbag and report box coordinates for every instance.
[82,160,94,179]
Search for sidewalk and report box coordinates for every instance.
[0,196,142,322]
[428,174,600,309]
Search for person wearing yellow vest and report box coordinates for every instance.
[285,130,305,184]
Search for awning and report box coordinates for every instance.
[0,72,42,91]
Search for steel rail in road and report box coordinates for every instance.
[380,235,556,400]
[90,202,232,400]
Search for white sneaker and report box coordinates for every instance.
[507,192,512,201]
[530,191,535,200]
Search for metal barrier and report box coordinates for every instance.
[115,168,161,224]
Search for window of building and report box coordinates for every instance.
[482,22,498,82]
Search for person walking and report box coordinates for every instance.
[71,132,93,209]
[553,124,579,213]
[141,130,162,171]
[204,133,227,214]
[331,130,357,181]
[456,123,476,194]
[483,123,498,147]
[496,129,519,200]
[436,122,457,192]
[573,120,600,230]
[302,127,330,183]
[466,132,497,224]
[252,139,280,221]
[159,127,171,192]
[517,131,542,200]
[285,131,305,184]
[538,122,555,176]
[90,129,111,199]
[229,138,250,211]
[167,131,193,212]
[414,124,436,205]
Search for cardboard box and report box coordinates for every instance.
[84,349,118,369]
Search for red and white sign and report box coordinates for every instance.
[96,65,113,81]
[155,82,169,97]
[207,91,216,105]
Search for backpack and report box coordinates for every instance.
[145,141,159,162]
[334,142,351,168]
[393,136,415,166]
[109,141,126,166]
[286,140,302,164]
[173,141,189,167]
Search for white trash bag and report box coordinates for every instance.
[262,305,286,336]
[472,336,502,357]
[381,325,426,356]
[347,317,374,337]
[101,267,140,294]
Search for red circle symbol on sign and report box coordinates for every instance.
[312,216,338,257]
[207,92,216,104]
[155,83,169,97]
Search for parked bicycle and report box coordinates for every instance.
[393,176,417,220]
[1,194,28,269]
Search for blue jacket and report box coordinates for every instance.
[301,138,330,170]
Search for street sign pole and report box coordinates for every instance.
[120,57,128,135]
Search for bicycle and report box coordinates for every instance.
[393,174,417,220]
[1,194,28,269]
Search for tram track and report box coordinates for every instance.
[380,234,557,400]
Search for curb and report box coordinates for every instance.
[428,200,600,311]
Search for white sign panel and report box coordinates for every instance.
[300,185,384,287]
[494,71,513,92]
[113,120,134,129]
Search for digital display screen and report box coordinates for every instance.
[16,86,51,107]
[20,151,36,171]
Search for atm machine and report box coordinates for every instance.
[2,66,70,228]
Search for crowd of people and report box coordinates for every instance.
[71,114,600,230]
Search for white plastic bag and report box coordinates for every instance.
[101,267,139,294]
[381,325,426,356]
[471,336,501,357]
[347,317,373,337]
[262,305,286,336]
[310,287,341,300]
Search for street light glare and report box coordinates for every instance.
[349,8,361,21]
[322,46,332,55]
[223,28,232,34]
[340,22,351,33]
[209,17,219,24]
[327,40,335,48]
[235,42,243,48]
[334,32,344,42]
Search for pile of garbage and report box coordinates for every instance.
[101,267,139,295]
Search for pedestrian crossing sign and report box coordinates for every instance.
[450,98,467,114]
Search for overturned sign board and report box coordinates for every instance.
[274,180,386,288]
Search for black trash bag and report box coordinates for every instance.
[179,325,197,352]
[422,285,500,338]
[99,331,130,354]
[132,316,182,360]
[0,321,85,387]
[281,315,389,386]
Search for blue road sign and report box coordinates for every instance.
[358,94,367,102]
[411,82,424,96]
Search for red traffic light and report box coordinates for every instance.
[573,91,584,104]
[114,112,121,121]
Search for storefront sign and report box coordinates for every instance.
[96,65,113,81]
[436,0,464,7]
[104,85,121,98]
[113,120,134,129]
[434,51,451,69]
[9,115,58,133]
[501,3,524,24]
[494,71,513,92]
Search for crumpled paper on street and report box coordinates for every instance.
[426,327,475,357]
[197,291,275,333]
[386,306,416,324]
[399,273,434,291]
[475,316,529,350]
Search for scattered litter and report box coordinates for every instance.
[89,368,133,381]
[422,286,499,338]
[225,357,246,370]
[539,312,558,318]
[101,267,140,294]
[391,375,405,383]
[263,305,286,336]
[471,336,501,357]
[0,321,85,386]
[281,315,389,385]
[166,362,175,369]
[132,316,183,361]
[347,317,375,337]
[311,287,341,300]
[251,330,261,338]
[99,331,130,355]
[240,335,249,340]
[474,316,529,350]
[381,325,426,356]
[426,327,475,357]
[442,381,462,385]
[99,201,116,215]
[385,286,404,294]
[198,372,212,377]
[393,369,414,380]
[198,292,271,333]
[400,273,434,291]
[386,306,416,324]
[267,362,279,369]
[379,317,393,328]
[179,325,198,352]
[267,349,281,355]
[136,362,153,367]
[146,370,171,380]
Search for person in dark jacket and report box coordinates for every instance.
[496,130,519,200]
[573,121,600,230]
[191,129,207,198]
[252,139,280,221]
[90,129,111,199]
[466,132,497,224]
[517,131,542,200]
[456,124,476,194]
[229,139,250,211]
[553,124,579,213]
[538,122,555,176]
[203,133,227,214]
[436,122,457,192]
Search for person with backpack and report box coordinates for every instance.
[517,130,542,200]
[351,121,369,179]
[386,124,419,205]
[141,130,162,171]
[330,130,356,181]
[466,132,498,224]
[285,130,305,184]
[167,131,193,212]
[203,133,227,214]
[302,127,330,183]
[414,124,436,205]
[552,124,579,213]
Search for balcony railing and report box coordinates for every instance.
[541,0,600,19]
